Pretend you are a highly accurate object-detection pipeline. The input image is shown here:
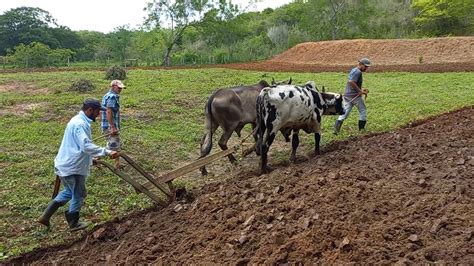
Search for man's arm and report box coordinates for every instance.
[106,107,118,135]
[349,80,361,92]
[76,126,108,157]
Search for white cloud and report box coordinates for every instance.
[0,0,292,33]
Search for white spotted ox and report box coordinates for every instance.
[256,81,344,174]
[199,79,292,175]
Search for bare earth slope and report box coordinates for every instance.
[8,107,473,264]
[222,37,474,72]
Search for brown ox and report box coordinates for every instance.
[199,79,291,175]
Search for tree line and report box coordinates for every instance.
[0,0,472,68]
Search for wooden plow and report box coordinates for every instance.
[95,146,240,207]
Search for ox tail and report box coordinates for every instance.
[255,94,265,156]
[200,91,217,158]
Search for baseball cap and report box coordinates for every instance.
[359,58,371,67]
[83,98,106,111]
[110,80,126,88]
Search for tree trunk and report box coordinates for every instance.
[162,46,172,67]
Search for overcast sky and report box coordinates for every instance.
[0,0,292,33]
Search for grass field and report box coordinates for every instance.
[0,69,473,259]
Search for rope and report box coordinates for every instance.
[93,117,155,141]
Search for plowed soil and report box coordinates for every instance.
[8,107,473,264]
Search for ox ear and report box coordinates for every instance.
[306,81,316,89]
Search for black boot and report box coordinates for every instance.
[358,120,367,131]
[334,120,343,135]
[38,200,65,227]
[65,211,89,232]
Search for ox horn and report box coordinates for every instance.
[322,86,326,93]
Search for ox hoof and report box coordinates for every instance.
[260,166,273,175]
[199,167,208,176]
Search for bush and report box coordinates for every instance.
[105,65,126,80]
[67,79,96,93]
[9,42,74,68]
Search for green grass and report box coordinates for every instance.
[0,69,473,259]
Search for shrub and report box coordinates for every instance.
[67,79,96,93]
[105,65,126,80]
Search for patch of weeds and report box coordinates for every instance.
[67,79,96,93]
[105,65,127,80]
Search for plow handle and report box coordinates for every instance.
[52,175,61,199]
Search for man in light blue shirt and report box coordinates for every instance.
[38,99,119,231]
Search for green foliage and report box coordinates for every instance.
[412,0,474,36]
[0,7,83,56]
[1,0,473,68]
[105,65,127,80]
[67,79,96,93]
[9,42,74,68]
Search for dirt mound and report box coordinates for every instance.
[271,37,474,65]
[7,107,473,264]
[221,37,474,72]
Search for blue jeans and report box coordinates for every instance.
[54,175,87,213]
[337,96,367,121]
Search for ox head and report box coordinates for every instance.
[271,77,292,86]
[321,93,344,115]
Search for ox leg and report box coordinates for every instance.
[315,132,321,155]
[290,129,300,162]
[260,132,276,174]
[218,129,237,164]
[199,123,219,176]
[242,124,258,158]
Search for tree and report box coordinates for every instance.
[0,7,57,55]
[108,26,134,62]
[9,42,72,67]
[144,0,219,66]
[412,0,474,36]
[75,30,108,61]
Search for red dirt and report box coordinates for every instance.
[222,37,474,73]
[7,107,473,264]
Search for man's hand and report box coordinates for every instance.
[109,151,120,159]
[361,88,369,100]
[110,127,119,136]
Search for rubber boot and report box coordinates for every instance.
[334,120,343,135]
[65,211,89,232]
[38,200,65,227]
[358,120,367,131]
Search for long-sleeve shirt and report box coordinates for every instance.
[54,111,110,177]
